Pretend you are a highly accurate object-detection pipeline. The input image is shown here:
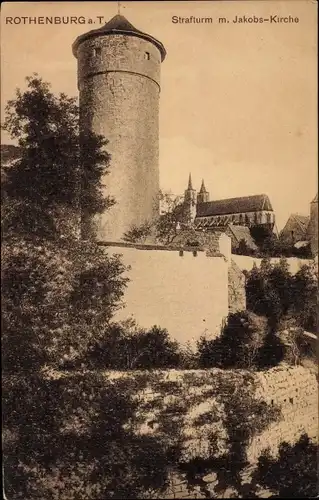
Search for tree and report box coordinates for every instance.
[123,221,153,244]
[244,258,318,367]
[251,227,281,257]
[235,238,255,256]
[86,321,182,370]
[246,258,293,329]
[292,262,318,333]
[156,191,188,244]
[123,191,189,246]
[245,258,318,335]
[3,371,177,500]
[197,312,268,369]
[1,74,128,371]
[253,434,317,498]
[2,76,186,500]
[178,371,281,499]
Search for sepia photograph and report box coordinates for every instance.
[1,1,318,498]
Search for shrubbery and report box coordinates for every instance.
[245,257,318,333]
[86,321,183,370]
[197,312,269,369]
[2,75,129,373]
[3,372,177,500]
[2,75,317,499]
[253,433,318,498]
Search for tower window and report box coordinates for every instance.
[145,51,150,60]
[93,47,102,57]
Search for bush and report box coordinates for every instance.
[253,433,317,498]
[292,262,318,333]
[3,372,176,500]
[197,312,269,369]
[86,321,183,370]
[245,258,318,333]
[1,75,129,372]
[178,371,281,498]
[233,238,256,256]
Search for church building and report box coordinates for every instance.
[182,174,276,251]
[280,194,318,256]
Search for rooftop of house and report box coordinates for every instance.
[227,225,258,251]
[280,214,310,236]
[196,194,273,218]
[72,14,166,60]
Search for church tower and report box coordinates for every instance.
[184,173,197,224]
[197,179,210,204]
[73,15,166,241]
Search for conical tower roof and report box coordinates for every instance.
[199,179,208,194]
[72,14,166,61]
[187,173,194,190]
[311,193,318,203]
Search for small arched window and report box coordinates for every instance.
[145,52,150,60]
[93,47,101,57]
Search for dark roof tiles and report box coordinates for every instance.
[227,225,258,251]
[72,14,166,61]
[196,194,273,217]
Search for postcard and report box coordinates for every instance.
[2,1,317,499]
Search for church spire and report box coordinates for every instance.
[184,173,197,225]
[187,173,194,190]
[199,179,207,194]
[197,178,210,204]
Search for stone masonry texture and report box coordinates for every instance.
[76,34,162,241]
[102,365,317,499]
[228,258,247,313]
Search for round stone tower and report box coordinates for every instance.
[72,15,166,241]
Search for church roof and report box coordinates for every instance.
[311,193,318,203]
[199,179,208,194]
[72,14,166,61]
[280,214,310,238]
[187,173,194,190]
[196,194,273,218]
[227,225,258,251]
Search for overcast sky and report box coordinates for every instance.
[1,1,317,229]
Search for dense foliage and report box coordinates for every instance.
[245,257,318,333]
[3,372,177,500]
[86,321,184,369]
[198,257,317,371]
[123,192,188,245]
[2,75,128,371]
[197,312,270,369]
[178,371,281,498]
[2,75,316,500]
[253,433,318,498]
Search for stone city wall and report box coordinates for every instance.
[104,365,317,499]
[106,244,230,345]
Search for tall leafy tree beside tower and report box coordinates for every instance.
[2,74,128,371]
